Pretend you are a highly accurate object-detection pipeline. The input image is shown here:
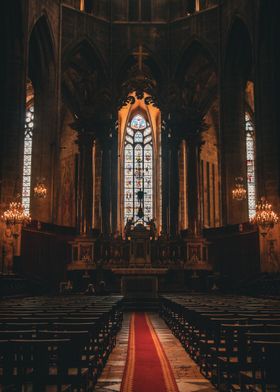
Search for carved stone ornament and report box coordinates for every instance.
[118,64,159,109]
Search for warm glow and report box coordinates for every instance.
[118,93,161,232]
[80,0,85,11]
[232,177,247,201]
[34,179,47,199]
[1,201,31,226]
[250,197,278,235]
[124,114,153,226]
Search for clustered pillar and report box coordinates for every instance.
[76,130,94,235]
[186,133,203,237]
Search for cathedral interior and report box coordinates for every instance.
[0,1,280,391]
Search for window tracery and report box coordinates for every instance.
[245,112,256,219]
[22,105,34,214]
[124,114,153,226]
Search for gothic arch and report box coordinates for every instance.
[62,38,110,118]
[175,39,217,116]
[175,37,217,77]
[62,37,108,79]
[256,0,280,204]
[27,14,57,222]
[28,14,55,90]
[224,17,252,83]
[1,0,25,209]
[115,45,164,99]
[173,39,219,230]
[221,17,253,225]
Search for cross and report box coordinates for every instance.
[133,44,149,71]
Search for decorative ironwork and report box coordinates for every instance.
[118,64,159,109]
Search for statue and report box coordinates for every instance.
[148,217,156,239]
[3,226,14,274]
[124,218,133,238]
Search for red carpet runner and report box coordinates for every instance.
[121,313,179,392]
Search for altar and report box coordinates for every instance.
[111,268,168,297]
[67,220,213,295]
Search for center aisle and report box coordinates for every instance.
[121,313,179,392]
[95,313,216,392]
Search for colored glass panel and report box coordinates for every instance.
[124,114,153,225]
[22,105,34,214]
[245,113,256,220]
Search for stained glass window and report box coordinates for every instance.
[245,112,256,220]
[124,114,153,226]
[22,106,34,214]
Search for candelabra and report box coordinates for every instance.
[250,197,278,236]
[232,177,247,200]
[34,177,47,199]
[1,199,31,226]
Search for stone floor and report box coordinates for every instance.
[95,312,216,392]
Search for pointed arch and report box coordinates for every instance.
[1,0,25,213]
[28,14,55,89]
[115,45,165,96]
[123,112,154,225]
[224,17,252,82]
[24,13,57,221]
[62,37,108,79]
[175,39,217,115]
[222,17,254,224]
[62,38,109,117]
[256,0,280,202]
[175,37,217,78]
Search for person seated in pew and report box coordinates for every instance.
[84,283,95,295]
[96,280,108,295]
[59,280,73,294]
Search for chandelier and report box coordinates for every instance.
[250,197,278,235]
[1,201,31,226]
[232,177,247,200]
[34,178,47,199]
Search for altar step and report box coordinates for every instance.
[123,297,160,311]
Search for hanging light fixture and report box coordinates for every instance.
[232,177,247,200]
[250,197,278,235]
[1,196,31,226]
[34,177,47,199]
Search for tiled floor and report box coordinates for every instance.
[95,312,216,392]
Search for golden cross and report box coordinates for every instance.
[133,44,149,71]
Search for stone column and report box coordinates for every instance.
[100,133,112,235]
[161,123,169,234]
[76,131,94,235]
[110,122,118,234]
[186,133,203,237]
[168,134,180,238]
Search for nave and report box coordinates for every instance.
[1,293,280,392]
[96,312,215,392]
